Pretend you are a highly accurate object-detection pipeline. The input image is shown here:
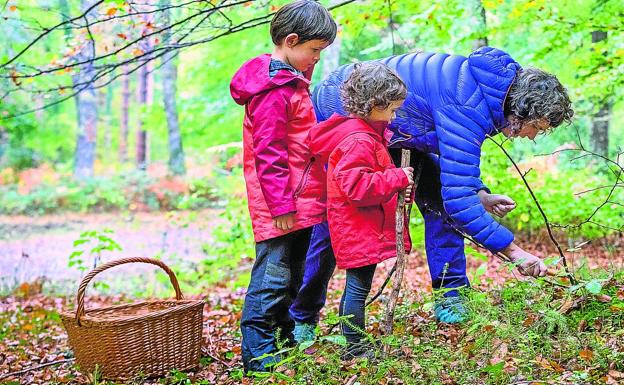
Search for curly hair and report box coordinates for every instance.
[504,67,574,129]
[340,62,407,118]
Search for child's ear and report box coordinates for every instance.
[284,33,299,48]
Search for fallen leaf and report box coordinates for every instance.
[579,349,594,361]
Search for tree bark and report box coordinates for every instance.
[135,2,154,170]
[471,0,488,50]
[321,3,342,81]
[119,65,130,163]
[71,0,98,179]
[161,0,186,175]
[591,30,610,157]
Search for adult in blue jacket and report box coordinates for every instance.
[289,47,574,330]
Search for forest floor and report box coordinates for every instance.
[1,212,623,384]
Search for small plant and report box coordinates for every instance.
[68,229,122,291]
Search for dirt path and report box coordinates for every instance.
[0,209,223,293]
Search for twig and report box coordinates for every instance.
[201,346,231,368]
[366,263,396,306]
[487,136,577,285]
[0,358,75,380]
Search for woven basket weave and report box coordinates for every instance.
[60,257,205,380]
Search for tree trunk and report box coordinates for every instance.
[591,31,610,157]
[321,25,341,81]
[136,63,149,170]
[471,0,488,50]
[161,0,186,175]
[135,2,154,170]
[72,0,98,179]
[104,79,113,151]
[119,65,130,163]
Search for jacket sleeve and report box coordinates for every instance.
[333,138,409,207]
[248,86,296,217]
[434,104,514,253]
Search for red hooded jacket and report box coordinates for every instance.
[309,114,411,269]
[230,54,325,242]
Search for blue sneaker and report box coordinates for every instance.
[434,296,468,324]
[293,322,316,344]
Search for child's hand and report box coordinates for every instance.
[404,184,413,204]
[402,167,414,185]
[402,167,414,205]
[273,213,295,231]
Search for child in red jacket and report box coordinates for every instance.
[229,0,336,373]
[309,62,414,359]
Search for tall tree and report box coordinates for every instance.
[322,0,343,80]
[64,0,99,179]
[119,65,131,163]
[135,1,155,170]
[471,0,488,50]
[590,30,610,157]
[161,0,185,175]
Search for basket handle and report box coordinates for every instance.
[75,257,183,325]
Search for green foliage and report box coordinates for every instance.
[68,229,122,273]
[241,272,624,385]
[166,167,253,294]
[0,170,219,215]
[480,140,623,240]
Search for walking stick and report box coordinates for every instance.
[383,148,415,335]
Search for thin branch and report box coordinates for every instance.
[487,135,577,285]
[1,0,105,67]
[0,359,75,381]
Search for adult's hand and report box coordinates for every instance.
[502,242,547,277]
[273,213,295,231]
[478,190,516,218]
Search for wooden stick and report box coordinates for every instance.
[0,358,74,381]
[383,149,411,335]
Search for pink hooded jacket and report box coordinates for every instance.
[230,54,325,242]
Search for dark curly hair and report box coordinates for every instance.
[341,62,407,118]
[504,67,574,129]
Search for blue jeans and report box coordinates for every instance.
[289,222,336,324]
[340,264,377,349]
[240,227,312,372]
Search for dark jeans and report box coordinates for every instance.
[240,227,312,372]
[340,264,377,350]
[289,222,336,324]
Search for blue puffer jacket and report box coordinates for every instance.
[311,47,519,253]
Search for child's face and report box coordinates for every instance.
[282,35,331,72]
[369,100,405,123]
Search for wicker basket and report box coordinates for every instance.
[60,257,205,380]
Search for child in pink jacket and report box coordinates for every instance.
[229,0,336,373]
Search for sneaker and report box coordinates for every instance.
[341,341,379,361]
[434,296,468,324]
[293,322,316,344]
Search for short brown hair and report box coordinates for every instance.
[341,62,407,118]
[270,0,337,46]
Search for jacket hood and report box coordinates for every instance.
[309,114,388,164]
[468,47,521,131]
[230,54,311,105]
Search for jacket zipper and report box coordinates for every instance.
[294,157,314,198]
